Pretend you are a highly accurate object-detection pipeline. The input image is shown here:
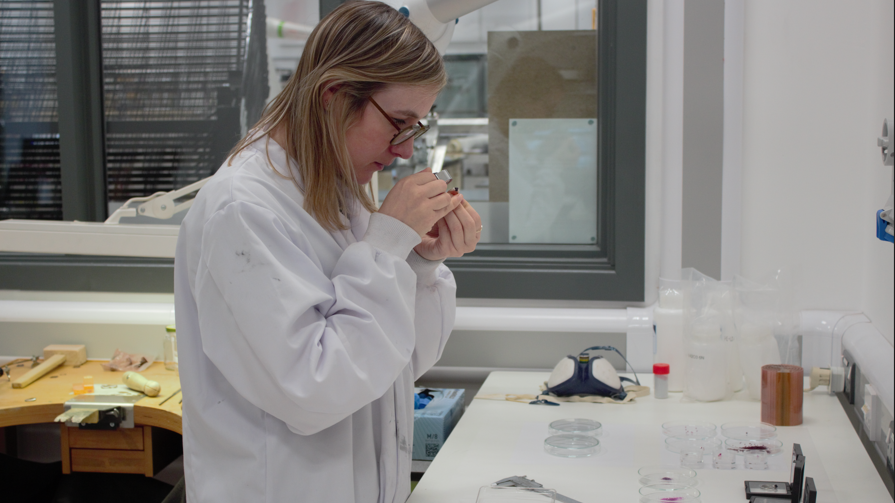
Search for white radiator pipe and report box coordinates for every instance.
[0,300,175,326]
[0,301,631,332]
[0,299,655,370]
[660,0,684,281]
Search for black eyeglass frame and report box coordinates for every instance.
[367,96,429,145]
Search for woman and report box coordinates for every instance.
[173,3,481,502]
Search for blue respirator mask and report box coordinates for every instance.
[544,346,641,401]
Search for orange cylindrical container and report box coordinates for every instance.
[761,364,804,426]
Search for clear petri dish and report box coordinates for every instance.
[548,418,602,437]
[637,466,697,486]
[543,434,601,458]
[639,484,701,498]
[661,420,717,439]
[720,421,777,440]
[640,493,701,503]
[664,437,721,454]
[724,438,784,456]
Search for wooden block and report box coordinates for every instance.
[69,426,144,450]
[44,344,87,367]
[11,354,65,389]
[71,448,145,474]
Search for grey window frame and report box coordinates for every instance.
[0,0,646,302]
[447,0,647,302]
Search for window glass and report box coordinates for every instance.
[100,0,264,222]
[0,2,61,220]
[377,0,600,247]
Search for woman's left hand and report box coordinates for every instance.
[414,194,482,261]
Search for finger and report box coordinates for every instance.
[426,192,455,214]
[436,218,454,256]
[453,204,478,250]
[410,168,439,187]
[442,209,466,252]
[419,178,449,198]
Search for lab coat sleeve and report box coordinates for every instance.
[405,252,456,381]
[195,201,423,435]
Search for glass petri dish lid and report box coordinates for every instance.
[661,420,717,439]
[637,466,698,486]
[543,434,600,458]
[640,493,701,503]
[664,437,721,454]
[724,438,784,456]
[720,421,777,440]
[548,418,602,437]
[639,484,701,498]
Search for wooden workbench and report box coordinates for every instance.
[0,360,183,476]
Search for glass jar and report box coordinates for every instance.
[164,325,178,372]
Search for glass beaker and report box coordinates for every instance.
[164,325,178,372]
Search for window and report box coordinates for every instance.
[381,0,648,301]
[0,0,265,221]
[0,1,61,221]
[0,0,646,303]
[0,0,266,291]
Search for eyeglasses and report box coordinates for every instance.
[367,96,429,146]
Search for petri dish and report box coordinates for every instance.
[664,437,721,454]
[638,466,697,485]
[720,421,778,440]
[543,434,601,458]
[639,484,701,499]
[724,438,784,456]
[637,466,698,486]
[548,418,602,437]
[640,493,701,503]
[661,421,717,439]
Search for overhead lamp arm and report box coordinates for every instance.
[105,177,210,224]
[399,0,500,54]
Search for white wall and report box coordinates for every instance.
[740,1,894,345]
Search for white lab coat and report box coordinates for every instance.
[174,136,456,503]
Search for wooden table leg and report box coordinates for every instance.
[60,423,71,474]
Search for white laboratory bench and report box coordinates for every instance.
[408,372,891,503]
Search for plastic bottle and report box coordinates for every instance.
[685,320,729,402]
[164,325,178,372]
[653,363,670,399]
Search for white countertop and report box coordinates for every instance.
[408,372,890,503]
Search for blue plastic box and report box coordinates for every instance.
[412,388,465,460]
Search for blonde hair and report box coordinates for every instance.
[229,1,447,231]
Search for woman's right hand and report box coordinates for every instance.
[378,168,461,237]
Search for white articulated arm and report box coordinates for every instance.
[105,177,210,224]
[399,0,500,54]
